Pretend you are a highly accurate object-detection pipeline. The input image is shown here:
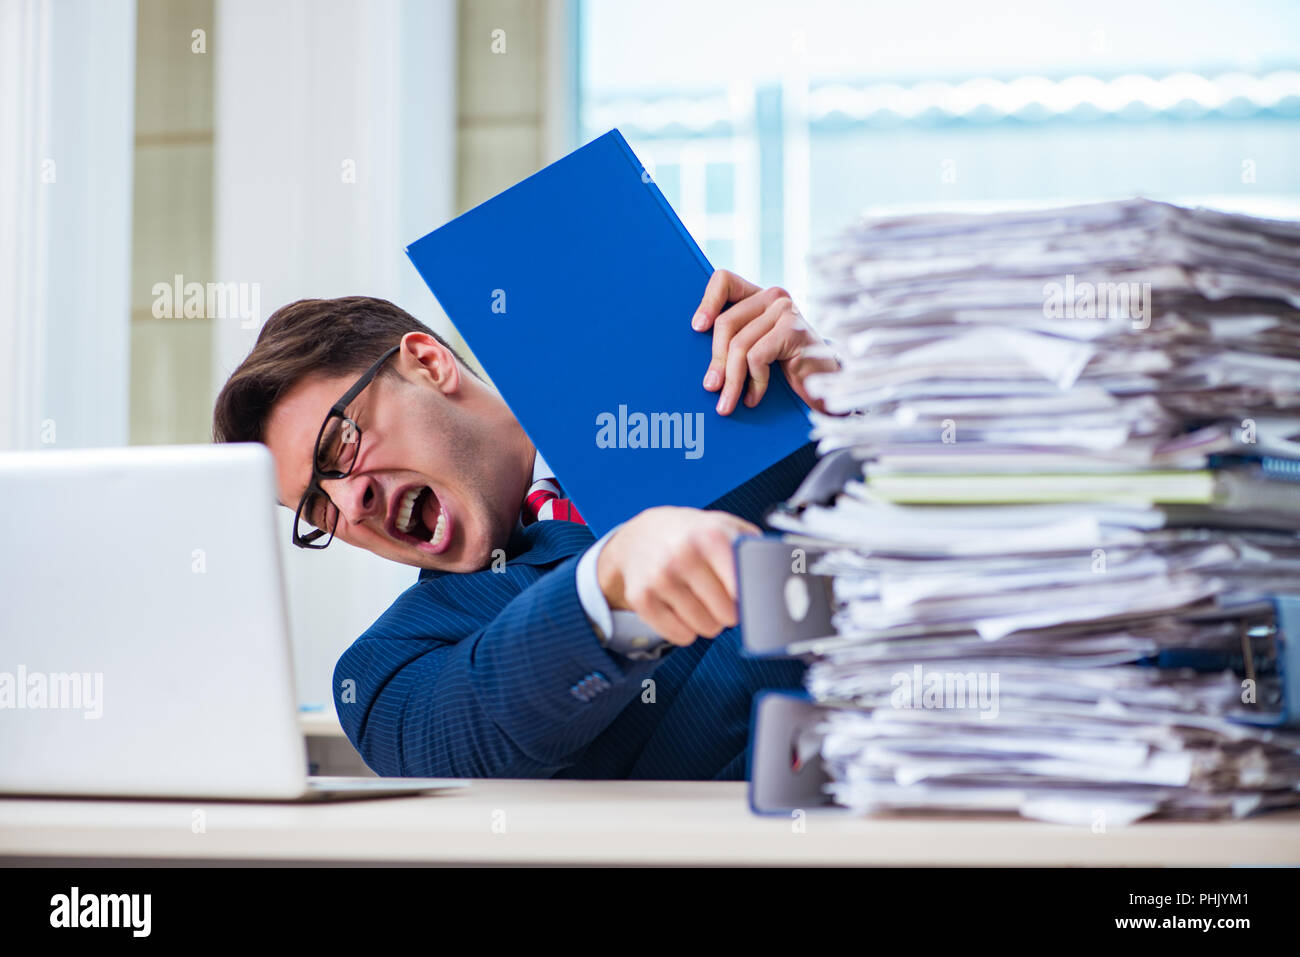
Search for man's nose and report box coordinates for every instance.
[325,473,381,527]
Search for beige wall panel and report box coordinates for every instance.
[130,142,213,317]
[459,0,543,121]
[134,0,214,139]
[130,317,214,445]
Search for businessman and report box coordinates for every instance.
[213,270,838,779]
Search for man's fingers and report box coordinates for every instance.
[639,594,700,647]
[671,546,739,631]
[708,510,762,539]
[736,297,803,408]
[717,309,776,415]
[692,269,759,332]
[702,286,791,392]
[660,574,729,639]
[696,515,760,599]
[744,322,791,408]
[701,291,771,392]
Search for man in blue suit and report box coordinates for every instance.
[213,270,837,779]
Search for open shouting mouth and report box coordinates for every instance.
[387,483,451,553]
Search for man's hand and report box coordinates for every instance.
[691,269,840,415]
[597,506,761,647]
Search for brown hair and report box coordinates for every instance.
[212,296,474,444]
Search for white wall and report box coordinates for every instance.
[212,0,458,710]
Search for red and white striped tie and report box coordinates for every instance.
[523,477,586,525]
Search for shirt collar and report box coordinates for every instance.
[531,448,553,486]
[517,447,554,531]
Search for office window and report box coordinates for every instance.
[578,0,1300,306]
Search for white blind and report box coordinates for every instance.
[0,0,135,451]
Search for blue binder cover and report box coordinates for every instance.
[406,129,812,536]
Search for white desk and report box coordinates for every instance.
[3,781,1298,866]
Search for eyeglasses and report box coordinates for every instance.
[292,345,401,549]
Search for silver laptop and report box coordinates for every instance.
[0,443,467,801]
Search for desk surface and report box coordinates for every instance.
[298,711,346,737]
[3,780,1299,866]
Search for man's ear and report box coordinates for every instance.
[394,331,461,394]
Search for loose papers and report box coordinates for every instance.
[778,198,1300,825]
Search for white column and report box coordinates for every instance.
[212,0,457,381]
[212,0,458,712]
[0,0,135,450]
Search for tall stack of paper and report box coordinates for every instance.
[773,198,1300,825]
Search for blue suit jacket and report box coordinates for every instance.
[333,441,817,780]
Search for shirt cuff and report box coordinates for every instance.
[575,525,674,662]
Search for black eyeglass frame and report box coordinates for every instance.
[291,344,401,549]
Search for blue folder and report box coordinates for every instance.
[405,129,812,536]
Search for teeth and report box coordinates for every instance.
[395,487,423,534]
[394,486,446,546]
